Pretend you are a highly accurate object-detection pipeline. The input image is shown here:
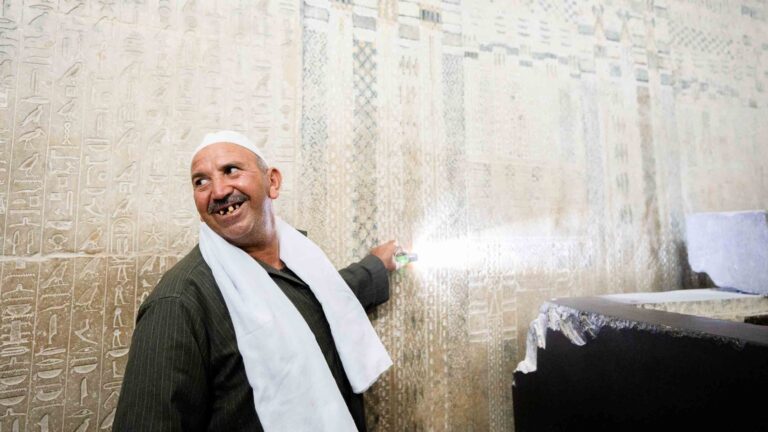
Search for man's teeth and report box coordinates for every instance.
[217,203,242,215]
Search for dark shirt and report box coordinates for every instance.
[256,261,367,429]
[113,246,389,431]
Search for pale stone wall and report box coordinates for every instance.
[0,0,766,430]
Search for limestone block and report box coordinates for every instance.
[686,211,768,295]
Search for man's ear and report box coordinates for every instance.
[267,167,282,199]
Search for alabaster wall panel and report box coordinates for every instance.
[1,0,767,431]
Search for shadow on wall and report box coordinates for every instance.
[678,244,716,290]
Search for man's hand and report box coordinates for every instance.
[370,240,398,272]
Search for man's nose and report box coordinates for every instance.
[210,177,233,200]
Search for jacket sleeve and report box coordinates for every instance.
[339,254,390,310]
[113,296,209,432]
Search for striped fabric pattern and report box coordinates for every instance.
[113,246,389,431]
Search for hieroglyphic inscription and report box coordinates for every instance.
[1,261,36,432]
[27,259,72,432]
[99,257,135,429]
[42,13,84,257]
[6,0,54,260]
[0,1,767,431]
[297,24,330,254]
[95,29,144,428]
[63,257,106,432]
[349,39,379,260]
[1,2,301,431]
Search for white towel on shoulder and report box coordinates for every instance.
[198,218,392,431]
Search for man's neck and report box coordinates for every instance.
[243,238,283,270]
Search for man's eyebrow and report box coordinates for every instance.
[191,160,244,178]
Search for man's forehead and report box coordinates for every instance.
[191,142,259,170]
[196,141,247,156]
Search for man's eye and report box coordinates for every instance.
[194,178,209,187]
[225,166,239,175]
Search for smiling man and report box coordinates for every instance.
[114,131,395,432]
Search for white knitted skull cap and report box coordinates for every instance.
[192,130,268,165]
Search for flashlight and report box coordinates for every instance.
[394,246,418,269]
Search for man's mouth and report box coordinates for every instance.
[215,202,243,216]
[209,196,248,216]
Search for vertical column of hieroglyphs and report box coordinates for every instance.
[760,6,768,201]
[668,1,715,211]
[168,1,201,256]
[499,8,534,428]
[417,1,453,429]
[727,2,766,207]
[136,3,177,308]
[460,2,488,428]
[621,3,662,293]
[546,9,590,301]
[748,2,768,203]
[28,3,85,431]
[667,0,701,216]
[722,3,766,209]
[268,0,302,223]
[594,1,644,294]
[461,2,495,428]
[404,2,434,427]
[370,0,404,259]
[365,0,424,427]
[207,3,265,143]
[641,1,684,291]
[365,1,400,429]
[632,4,663,292]
[552,2,596,300]
[572,1,609,296]
[349,5,379,264]
[514,3,570,424]
[487,7,523,430]
[30,254,74,432]
[394,27,425,432]
[0,0,21,428]
[441,0,474,423]
[552,6,587,295]
[64,262,106,432]
[323,1,355,266]
[100,13,144,428]
[298,0,331,254]
[349,0,394,427]
[629,2,670,292]
[594,2,629,294]
[468,3,521,430]
[1,2,53,430]
[65,6,111,430]
[486,4,528,386]
[201,5,236,132]
[0,0,19,265]
[754,9,768,202]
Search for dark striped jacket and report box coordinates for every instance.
[113,245,389,431]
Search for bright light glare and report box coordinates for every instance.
[411,235,481,271]
[406,215,584,273]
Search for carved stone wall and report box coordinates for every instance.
[1,0,766,431]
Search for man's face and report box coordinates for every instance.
[190,143,280,248]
